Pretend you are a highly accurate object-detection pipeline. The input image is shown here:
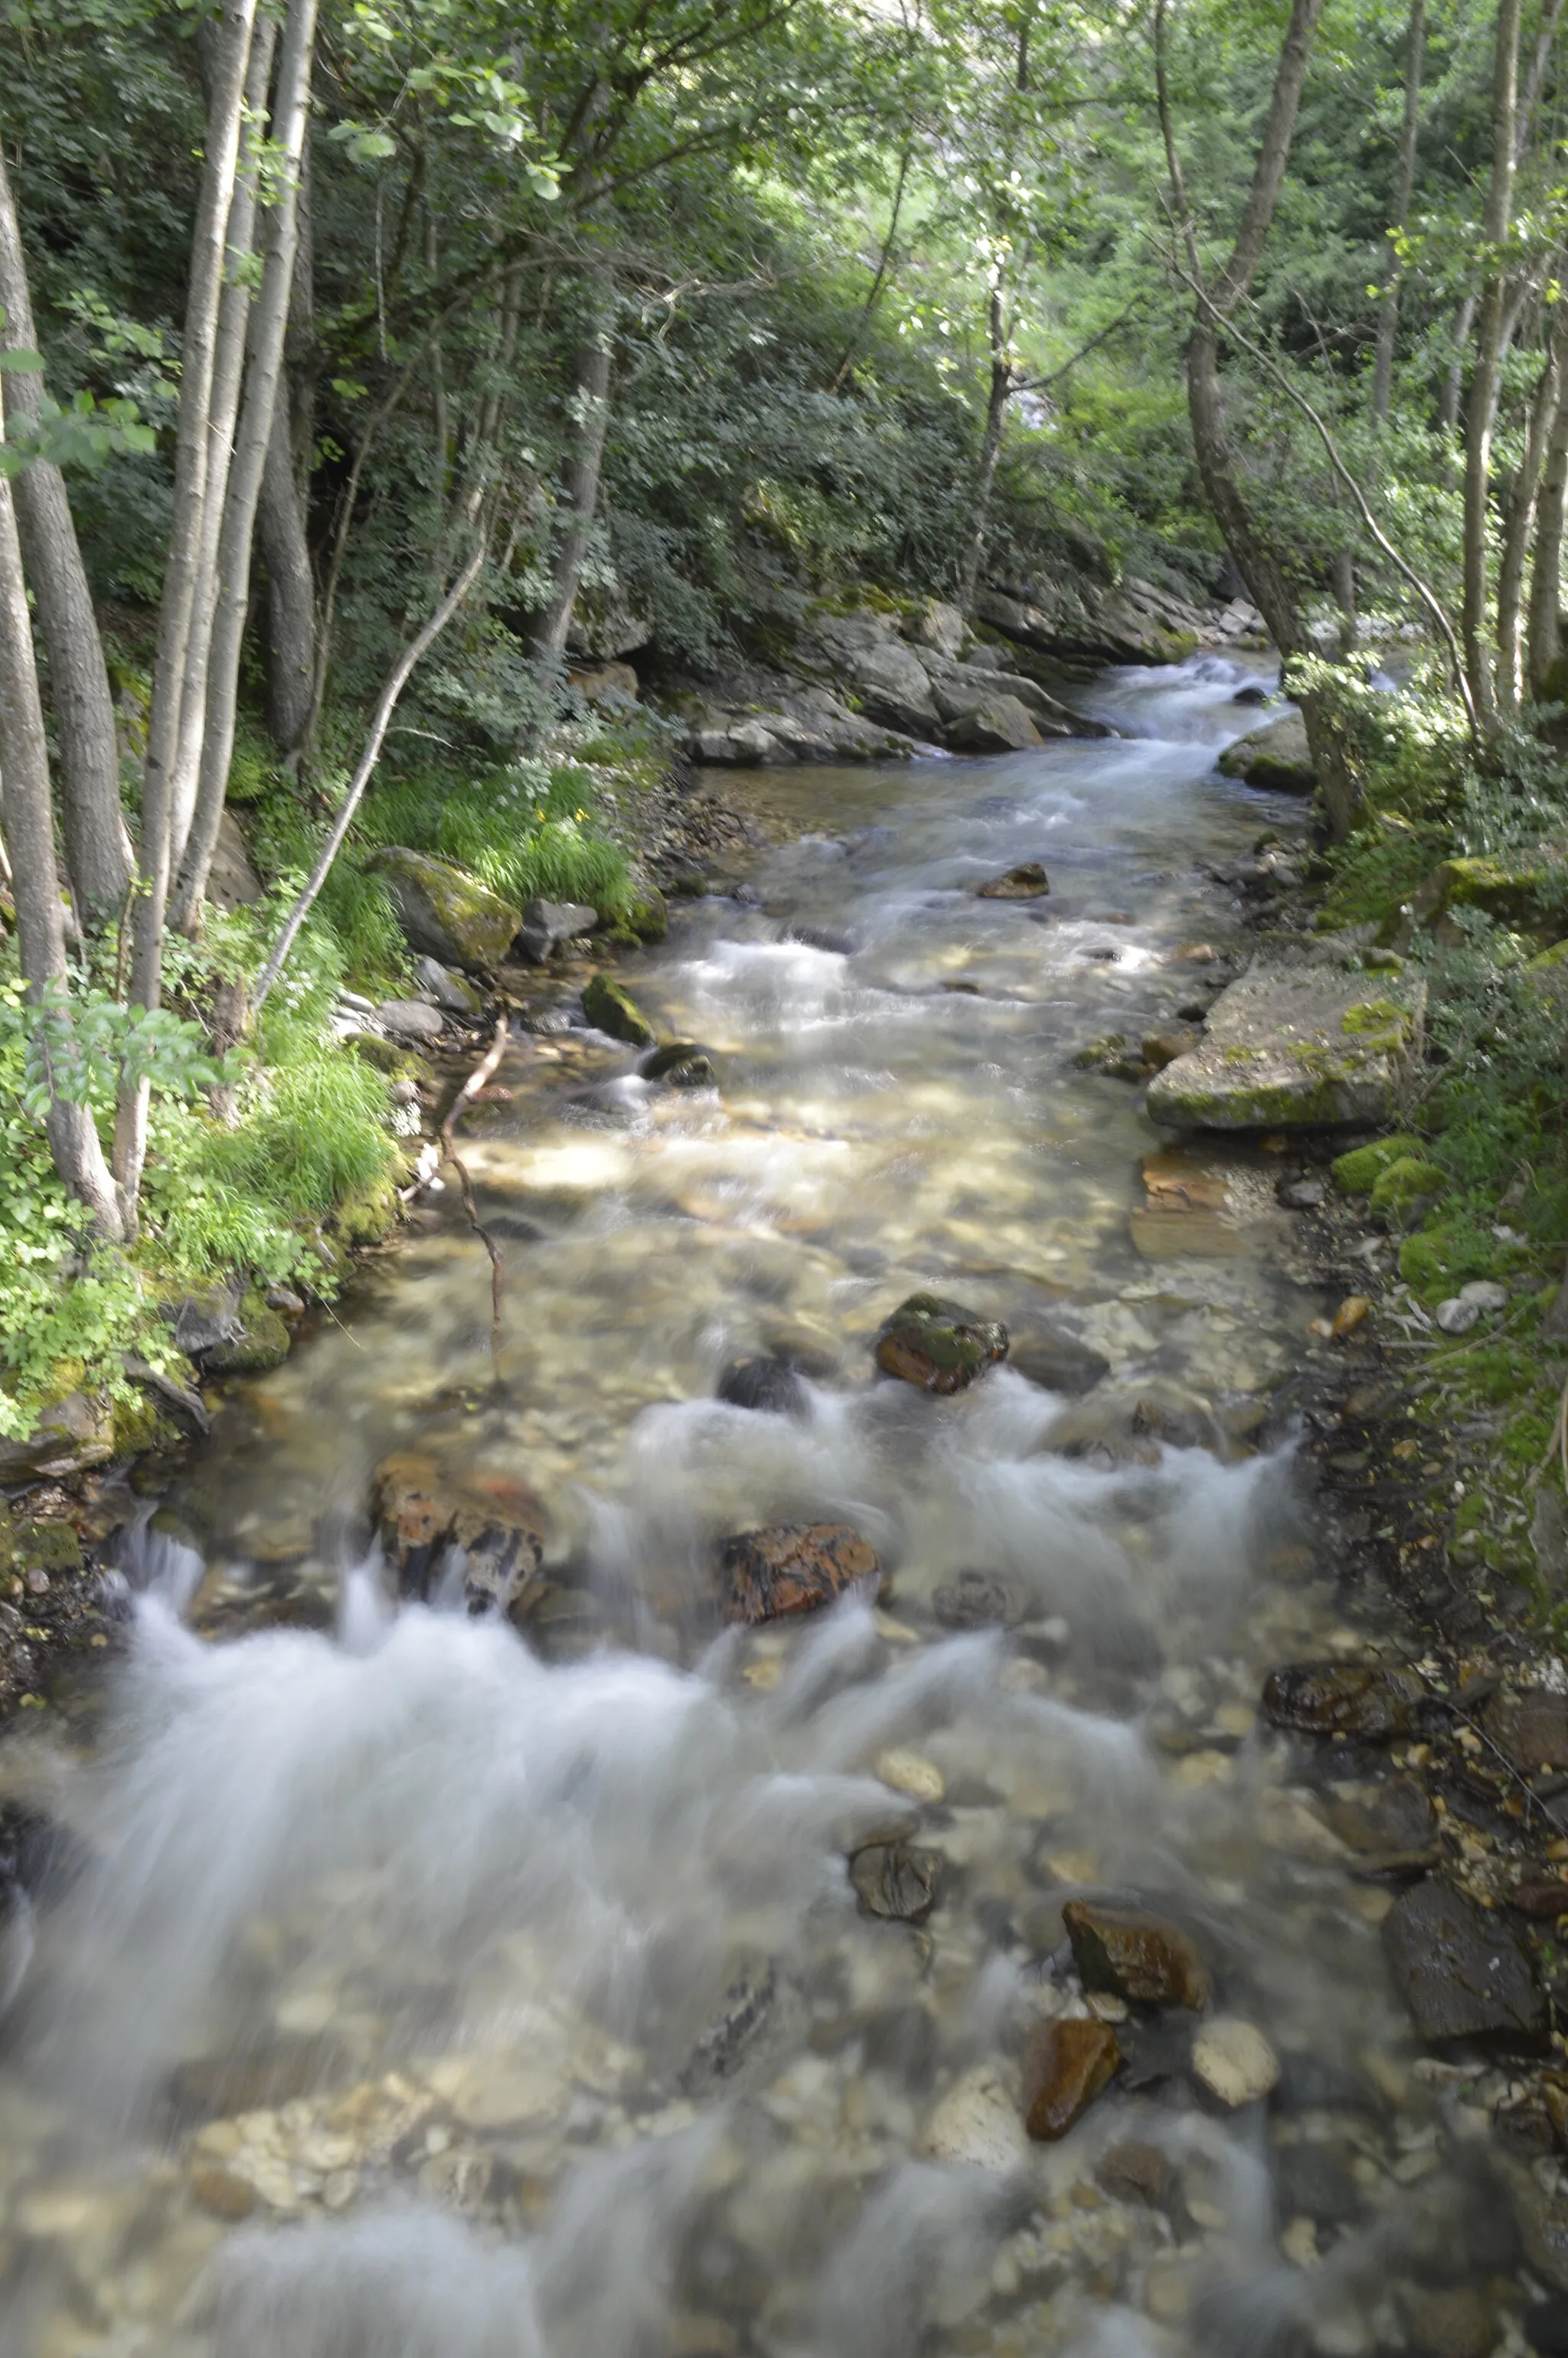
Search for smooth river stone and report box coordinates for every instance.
[1191,2017,1279,2107]
[1063,1899,1210,2011]
[1023,2017,1122,2140]
[717,1524,880,1624]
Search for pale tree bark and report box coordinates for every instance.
[529,260,613,666]
[0,139,132,921]
[959,286,1012,618]
[0,413,122,1235]
[258,127,316,756]
[172,0,318,932]
[115,0,258,1221]
[1370,0,1426,424]
[1461,0,1522,729]
[1528,359,1568,695]
[1497,301,1566,709]
[167,11,277,874]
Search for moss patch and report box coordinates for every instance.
[1331,1135,1428,1195]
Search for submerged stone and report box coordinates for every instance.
[1062,1899,1210,2010]
[933,1570,1027,1629]
[371,1452,547,1619]
[1262,1661,1424,1742]
[716,1355,808,1416]
[1383,1880,1547,2053]
[978,861,1049,900]
[1191,2017,1279,2106]
[583,973,657,1046]
[1023,2016,1122,2139]
[1146,939,1426,1132]
[643,1040,718,1087]
[717,1522,880,1624]
[849,1841,940,1923]
[874,1292,1008,1394]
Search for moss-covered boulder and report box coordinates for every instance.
[205,1293,292,1376]
[369,848,521,972]
[1368,1155,1448,1223]
[624,887,668,942]
[1331,1134,1429,1195]
[874,1293,1009,1394]
[1411,851,1568,944]
[331,1173,403,1249]
[1146,939,1426,1132]
[1217,709,1315,795]
[583,973,656,1046]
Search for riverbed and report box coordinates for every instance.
[0,656,1522,2358]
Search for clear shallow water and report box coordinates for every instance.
[0,660,1506,2358]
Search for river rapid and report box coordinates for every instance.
[0,658,1524,2358]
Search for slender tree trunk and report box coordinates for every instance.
[959,288,1011,619]
[1441,289,1479,433]
[168,11,276,874]
[1528,362,1568,695]
[173,0,318,932]
[115,0,258,1221]
[1497,305,1566,709]
[1461,0,1522,730]
[830,137,914,394]
[0,139,132,922]
[1371,0,1426,424]
[258,124,315,755]
[0,416,122,1234]
[529,265,613,665]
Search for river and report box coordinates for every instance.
[0,656,1520,2358]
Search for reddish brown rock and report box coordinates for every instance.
[874,1294,1008,1395]
[371,1452,547,1618]
[1024,2017,1122,2140]
[1514,1880,1568,1921]
[1063,1899,1210,2011]
[718,1523,880,1625]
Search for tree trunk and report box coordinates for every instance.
[167,11,276,874]
[1497,308,1566,710]
[959,289,1011,618]
[1370,0,1426,424]
[529,266,613,667]
[172,0,318,932]
[1461,0,1522,730]
[259,123,315,756]
[1528,361,1568,696]
[0,426,122,1234]
[115,0,258,1220]
[1441,289,1478,434]
[0,138,132,923]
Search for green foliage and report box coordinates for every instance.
[360,762,633,916]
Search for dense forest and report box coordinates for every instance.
[0,0,1564,1448]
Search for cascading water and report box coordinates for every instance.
[0,657,1520,2358]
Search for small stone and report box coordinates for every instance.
[417,2147,494,2212]
[414,955,484,1014]
[1280,2216,1320,2268]
[1191,2017,1280,2107]
[374,998,446,1043]
[933,1570,1027,1628]
[978,862,1049,900]
[1279,1177,1325,1210]
[1383,1879,1547,2053]
[1400,2285,1499,2358]
[716,1355,807,1415]
[1096,2141,1171,2207]
[1459,1279,1508,1312]
[644,1040,718,1088]
[1261,1661,1424,1742]
[849,1841,940,1923]
[874,1748,945,1804]
[1514,1879,1568,1919]
[1023,2017,1122,2140]
[922,2063,1030,2172]
[874,1292,1008,1395]
[583,973,657,1047]
[191,2165,257,2222]
[717,1523,880,1625]
[1436,1296,1481,1335]
[1331,1295,1371,1337]
[516,897,598,964]
[1063,1899,1210,2010]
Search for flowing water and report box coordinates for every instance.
[0,658,1524,2358]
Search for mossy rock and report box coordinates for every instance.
[205,1292,291,1375]
[332,1174,403,1249]
[1217,709,1315,795]
[624,887,668,943]
[0,1511,83,1580]
[368,847,522,972]
[345,1030,411,1075]
[583,972,656,1046]
[1397,1223,1512,1308]
[1367,1156,1447,1223]
[1331,1134,1428,1196]
[110,1392,184,1458]
[1412,851,1568,942]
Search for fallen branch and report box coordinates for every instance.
[439,1017,508,1377]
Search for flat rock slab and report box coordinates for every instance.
[1146,939,1426,1132]
[1382,1879,1547,2053]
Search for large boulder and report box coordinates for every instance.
[1146,939,1427,1132]
[1382,1880,1548,2053]
[851,641,942,739]
[369,848,521,972]
[912,599,969,659]
[1217,709,1316,794]
[371,1451,547,1619]
[0,1392,113,1483]
[207,810,263,910]
[717,1523,880,1624]
[942,694,1044,754]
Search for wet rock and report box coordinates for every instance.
[945,694,1044,754]
[1383,1880,1548,2053]
[418,2147,494,2213]
[164,1281,243,1358]
[370,847,522,972]
[1217,708,1315,794]
[583,973,657,1046]
[0,1391,113,1484]
[1488,1690,1568,1775]
[977,862,1050,900]
[875,1747,945,1804]
[1262,1661,1425,1742]
[643,1040,718,1088]
[1278,1177,1325,1210]
[1232,682,1271,707]
[1325,1776,1435,1856]
[849,1841,940,1923]
[1063,1899,1210,2010]
[205,1296,292,1376]
[874,1292,1008,1394]
[716,1355,808,1416]
[922,2062,1031,2171]
[1142,1027,1200,1072]
[1023,2016,1122,2139]
[681,1958,778,2092]
[933,1570,1027,1629]
[516,897,599,964]
[376,998,446,1044]
[167,2036,347,2121]
[371,1452,547,1618]
[416,958,479,1013]
[1147,938,1426,1132]
[1525,2298,1568,2353]
[1275,2139,1361,2227]
[1191,2017,1279,2107]
[851,638,943,737]
[717,1522,880,1625]
[1008,1325,1111,1397]
[1514,1879,1568,1919]
[1097,2141,1173,2208]
[192,2164,258,2222]
[1400,2285,1499,2358]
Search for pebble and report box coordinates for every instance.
[191,2166,256,2222]
[921,2064,1029,2172]
[874,1748,946,1804]
[1191,2018,1281,2107]
[1281,2215,1321,2268]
